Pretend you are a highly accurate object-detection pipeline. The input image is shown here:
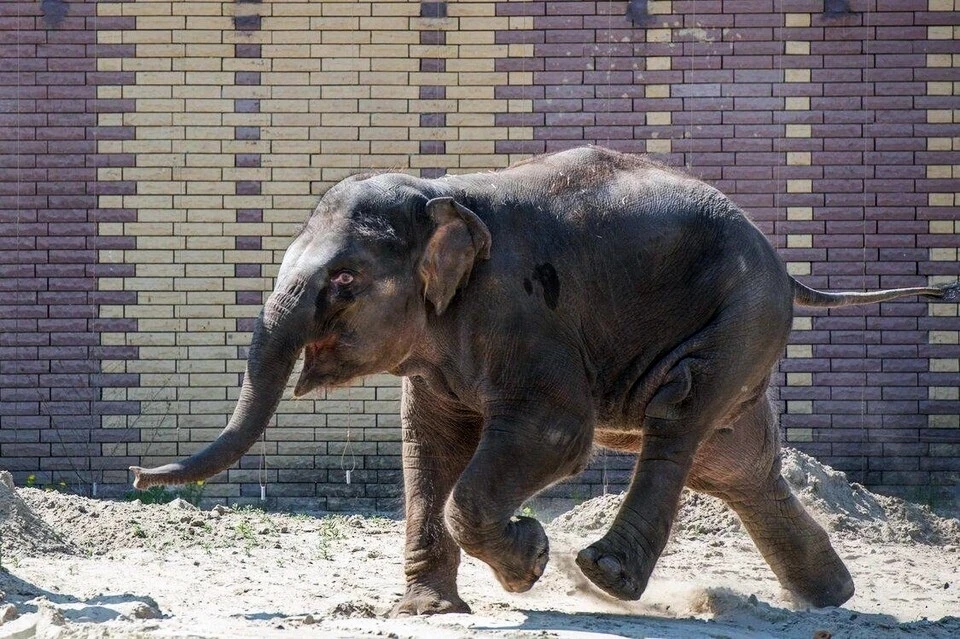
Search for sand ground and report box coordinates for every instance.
[1,450,958,639]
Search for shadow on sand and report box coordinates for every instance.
[0,568,163,624]
[470,601,960,639]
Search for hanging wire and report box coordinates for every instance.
[860,3,873,487]
[259,423,267,501]
[775,0,785,438]
[688,0,696,171]
[340,382,357,485]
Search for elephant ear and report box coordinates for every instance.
[418,196,492,316]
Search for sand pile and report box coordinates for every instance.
[780,448,960,545]
[0,471,73,558]
[551,448,960,546]
[7,481,400,560]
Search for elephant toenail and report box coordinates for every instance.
[598,555,622,576]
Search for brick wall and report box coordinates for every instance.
[1,0,958,510]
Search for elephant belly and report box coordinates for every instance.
[593,428,643,453]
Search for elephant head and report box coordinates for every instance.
[130,174,491,489]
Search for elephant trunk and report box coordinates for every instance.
[130,276,315,490]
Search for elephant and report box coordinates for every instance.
[130,146,959,614]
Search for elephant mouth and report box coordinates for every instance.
[293,335,340,397]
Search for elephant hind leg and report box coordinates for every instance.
[688,397,854,608]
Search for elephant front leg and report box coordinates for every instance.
[391,380,481,617]
[577,418,700,600]
[444,409,593,594]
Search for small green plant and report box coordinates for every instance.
[131,523,147,539]
[178,480,205,505]
[45,480,68,493]
[23,475,68,493]
[234,520,258,555]
[317,516,346,561]
[518,504,537,518]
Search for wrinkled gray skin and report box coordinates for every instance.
[131,147,959,615]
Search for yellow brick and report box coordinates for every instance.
[787,151,811,166]
[787,262,811,276]
[647,29,672,43]
[785,96,809,111]
[929,193,954,206]
[930,358,960,373]
[787,179,812,193]
[448,3,495,17]
[646,139,671,153]
[928,82,954,99]
[137,180,184,195]
[124,57,173,72]
[792,317,813,331]
[929,0,954,9]
[928,25,953,39]
[137,71,185,85]
[930,331,960,345]
[646,57,671,71]
[136,16,186,32]
[645,84,670,99]
[98,58,122,72]
[789,373,813,387]
[931,248,958,261]
[784,14,810,27]
[787,401,812,414]
[786,41,809,55]
[647,112,671,126]
[930,387,960,401]
[930,220,955,233]
[447,85,494,100]
[460,126,508,140]
[928,109,953,123]
[322,2,373,17]
[784,68,810,83]
[449,58,498,73]
[787,234,812,248]
[98,168,122,182]
[786,428,813,443]
[98,86,123,100]
[787,345,813,358]
[447,31,495,46]
[929,415,960,428]
[97,1,122,16]
[787,206,813,220]
[647,1,672,15]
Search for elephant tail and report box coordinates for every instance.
[791,277,960,308]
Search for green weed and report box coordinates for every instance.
[317,516,346,561]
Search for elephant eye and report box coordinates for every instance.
[331,271,355,287]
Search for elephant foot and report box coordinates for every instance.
[780,556,855,608]
[576,539,649,601]
[390,585,471,617]
[486,516,550,593]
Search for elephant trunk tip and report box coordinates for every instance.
[129,465,180,490]
[130,466,158,490]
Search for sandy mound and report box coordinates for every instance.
[0,471,74,557]
[551,448,960,546]
[12,488,399,559]
[780,448,960,545]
